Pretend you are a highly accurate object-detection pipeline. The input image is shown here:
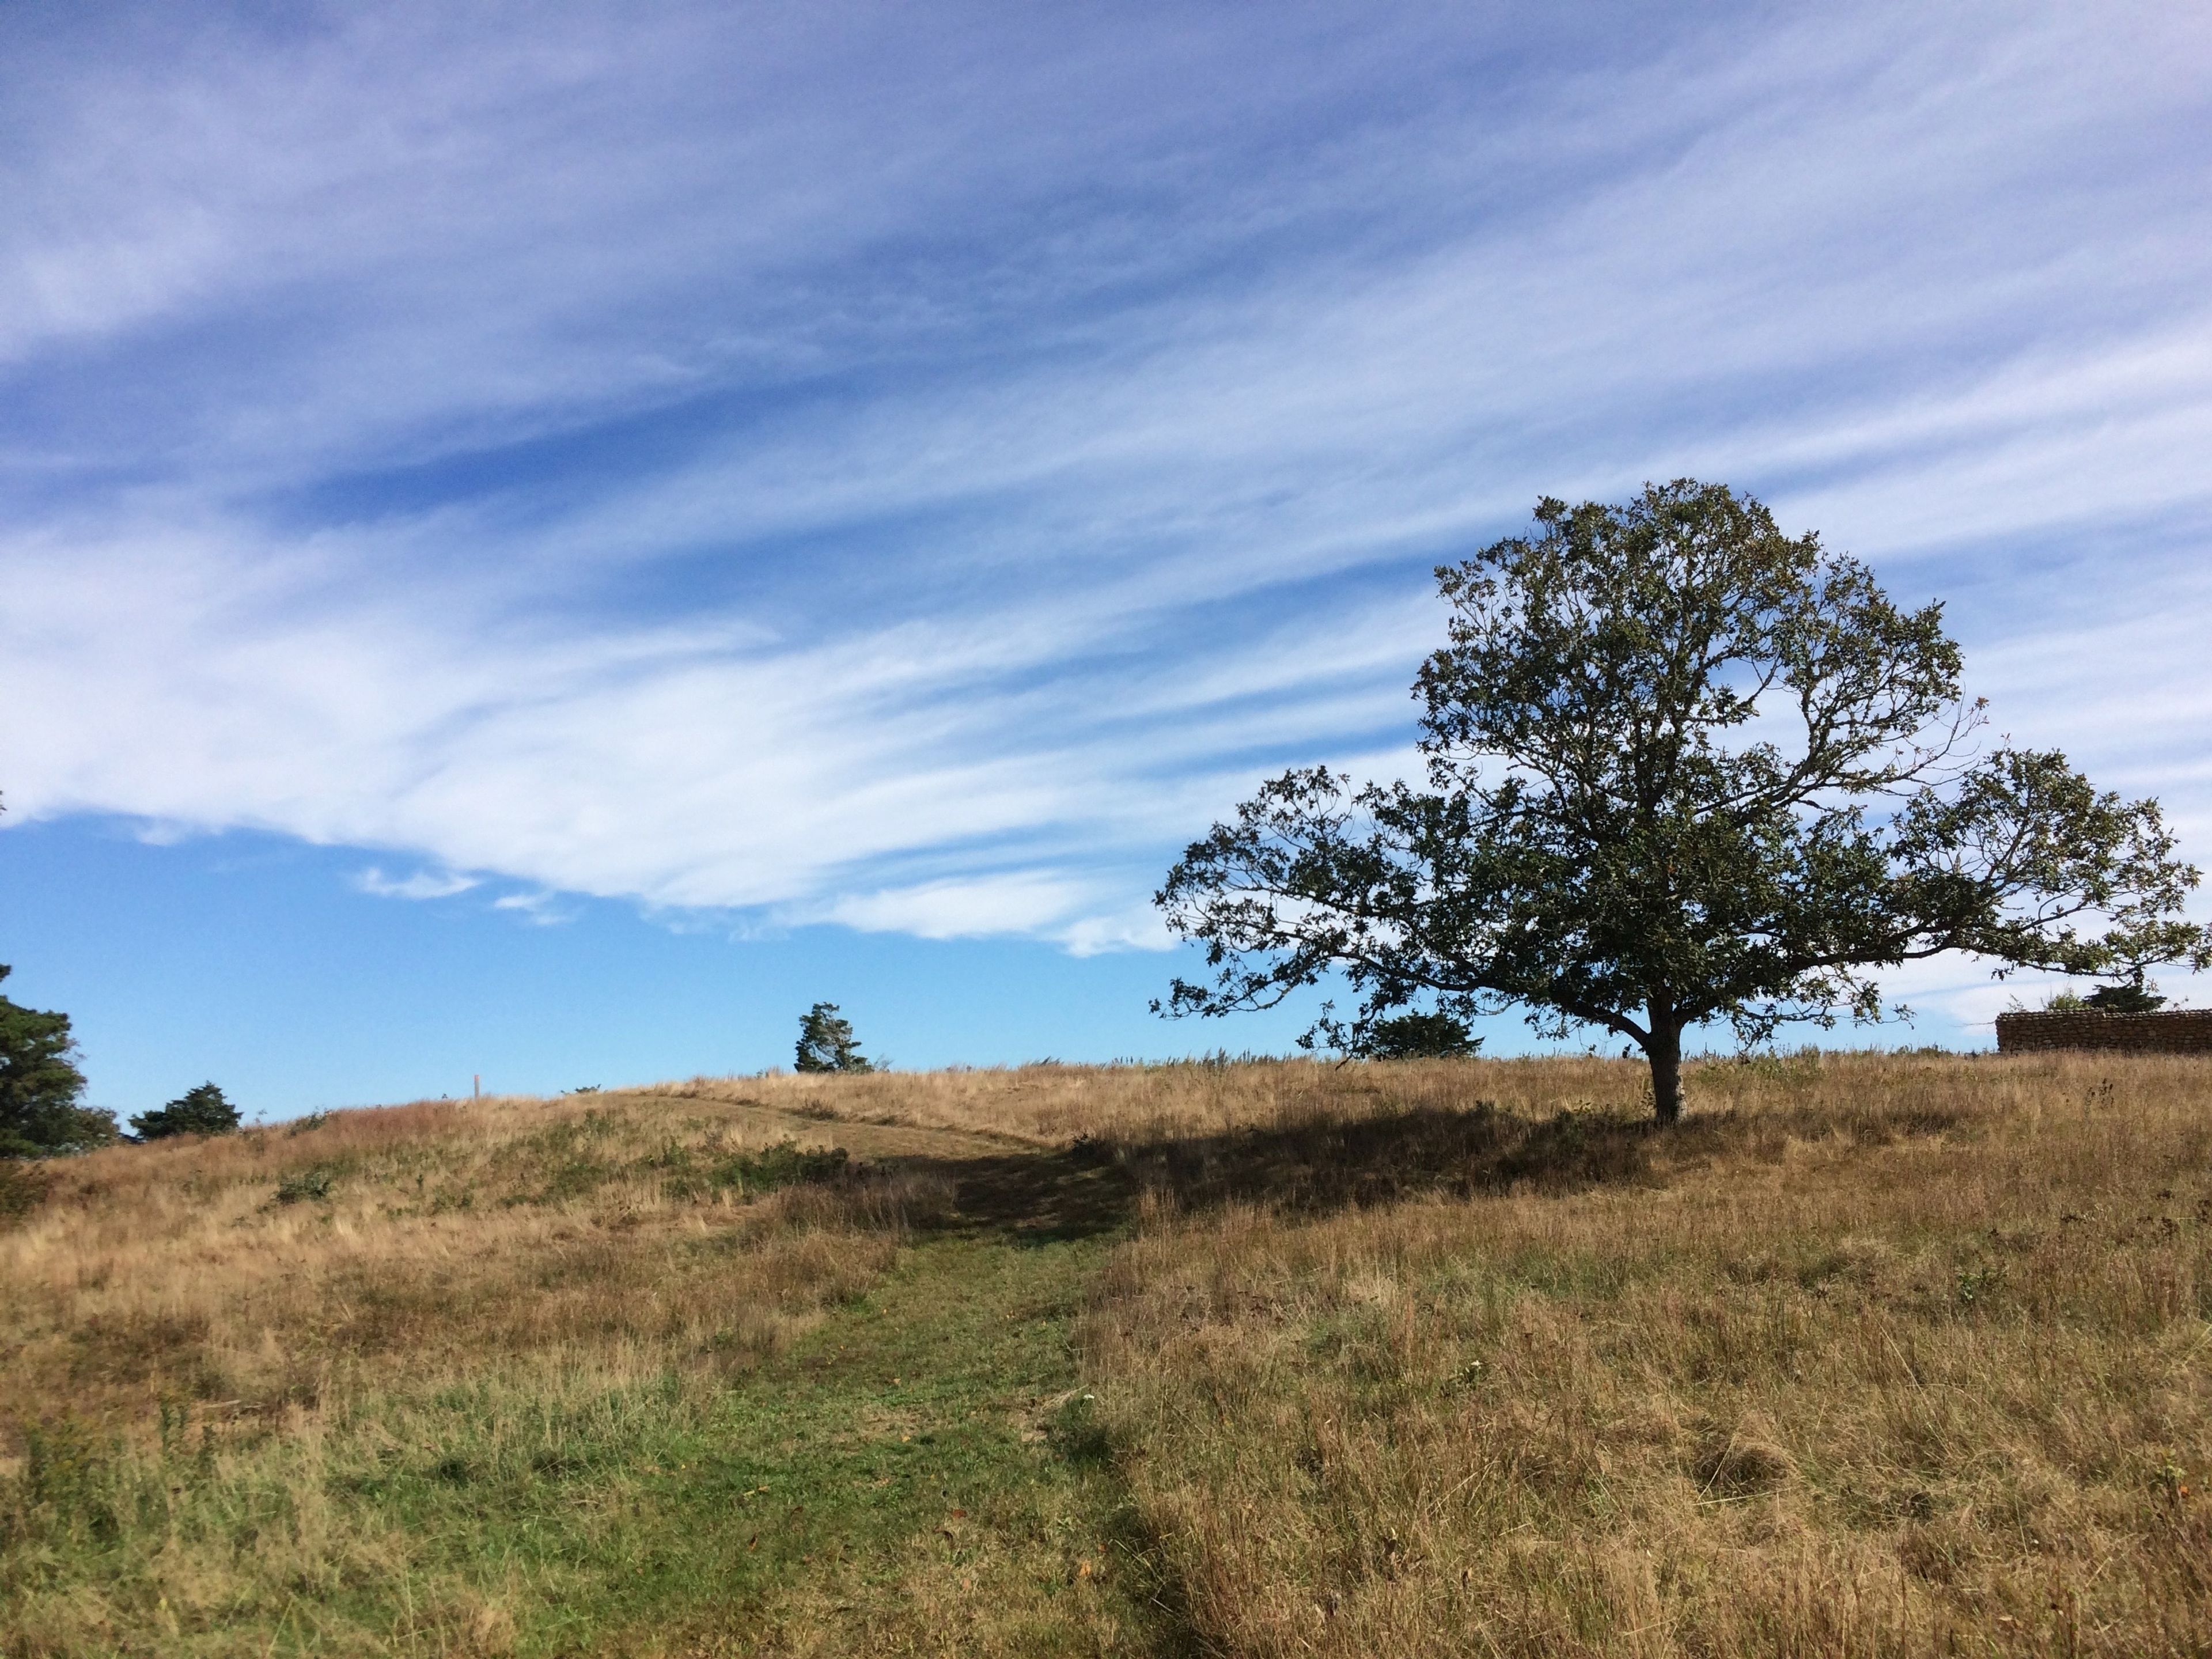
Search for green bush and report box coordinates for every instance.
[274,1166,337,1204]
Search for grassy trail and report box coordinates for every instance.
[2,1104,1186,1657]
[561,1225,1181,1656]
[329,1136,1181,1657]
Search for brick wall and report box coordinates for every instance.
[1994,1009,2212,1054]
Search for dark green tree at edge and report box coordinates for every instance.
[0,964,115,1157]
[1156,482,2209,1123]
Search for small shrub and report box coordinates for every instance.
[274,1166,337,1205]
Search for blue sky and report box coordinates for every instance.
[3,2,2210,1119]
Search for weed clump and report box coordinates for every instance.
[274,1165,338,1205]
[658,1137,850,1202]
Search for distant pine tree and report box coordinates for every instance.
[131,1082,242,1141]
[2084,970,2166,1013]
[0,964,115,1158]
[794,1003,873,1073]
[1354,1010,1482,1059]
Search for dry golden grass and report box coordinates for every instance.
[1,1090,958,1439]
[6,1051,2210,1656]
[0,1089,965,1656]
[647,1052,1651,1147]
[1075,1052,2212,1656]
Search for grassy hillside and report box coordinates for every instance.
[3,1054,2209,1655]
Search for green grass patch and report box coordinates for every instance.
[1,1233,1184,1655]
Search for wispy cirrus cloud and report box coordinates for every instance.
[1,0,2207,1017]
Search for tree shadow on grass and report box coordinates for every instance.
[918,1146,1141,1244]
[906,1093,1967,1243]
[910,1101,1683,1243]
[1112,1100,1669,1217]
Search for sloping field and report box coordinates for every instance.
[3,1054,2209,1655]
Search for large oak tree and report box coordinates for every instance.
[1157,482,2207,1122]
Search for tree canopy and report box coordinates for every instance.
[1157,481,2209,1121]
[0,965,115,1158]
[794,1002,873,1074]
[130,1082,242,1141]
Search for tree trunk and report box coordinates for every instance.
[1647,1017,1683,1125]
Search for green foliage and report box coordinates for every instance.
[794,1002,873,1074]
[1353,1010,1481,1059]
[2041,972,2169,1013]
[719,1138,850,1190]
[658,1137,851,1202]
[1157,481,2210,1123]
[2084,970,2166,1013]
[275,1165,338,1204]
[0,964,115,1158]
[130,1081,241,1141]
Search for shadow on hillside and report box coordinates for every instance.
[903,1101,1692,1242]
[920,1146,1141,1243]
[1115,1101,1671,1215]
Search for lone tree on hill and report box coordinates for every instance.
[1156,481,2209,1123]
[0,965,116,1157]
[794,1002,873,1074]
[131,1082,242,1141]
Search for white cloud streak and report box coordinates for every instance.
[354,866,478,900]
[1,0,2208,998]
